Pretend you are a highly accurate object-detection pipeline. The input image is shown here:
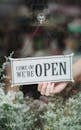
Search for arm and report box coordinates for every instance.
[73,59,81,81]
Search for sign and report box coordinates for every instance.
[10,54,73,86]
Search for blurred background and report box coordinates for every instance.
[0,0,81,98]
[0,0,81,58]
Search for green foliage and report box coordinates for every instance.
[0,63,81,130]
[42,92,81,130]
[0,84,81,130]
[0,90,46,130]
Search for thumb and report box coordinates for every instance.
[53,82,67,94]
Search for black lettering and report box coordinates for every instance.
[26,71,30,77]
[44,63,50,76]
[31,71,34,77]
[17,72,21,77]
[60,62,66,75]
[52,63,58,75]
[22,72,25,77]
[35,64,42,77]
[28,65,34,70]
[16,66,27,70]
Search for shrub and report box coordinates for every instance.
[0,58,81,130]
[42,92,81,130]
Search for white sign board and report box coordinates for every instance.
[10,54,73,86]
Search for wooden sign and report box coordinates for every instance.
[10,54,73,86]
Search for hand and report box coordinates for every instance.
[38,82,68,96]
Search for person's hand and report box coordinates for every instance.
[38,82,68,96]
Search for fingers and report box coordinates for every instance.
[53,82,67,94]
[38,82,55,96]
[41,83,48,95]
[38,83,43,92]
[38,82,68,96]
[38,82,50,96]
[45,83,52,96]
[50,83,55,93]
